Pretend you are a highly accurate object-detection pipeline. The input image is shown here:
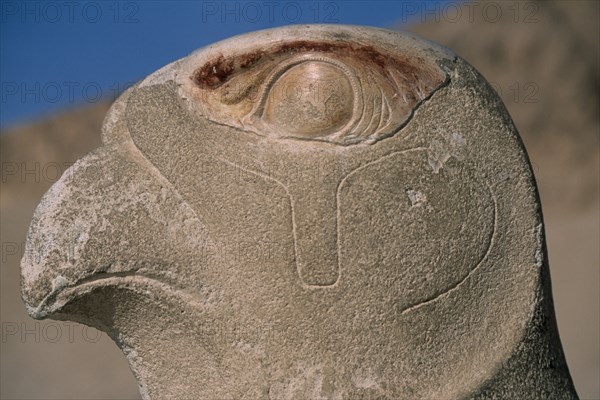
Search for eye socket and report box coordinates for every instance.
[263,61,352,138]
[244,55,361,140]
[185,41,449,145]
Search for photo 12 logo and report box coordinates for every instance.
[1,81,136,105]
[200,1,340,24]
[2,321,103,344]
[1,1,140,24]
[398,1,539,24]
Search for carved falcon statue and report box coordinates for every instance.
[21,25,577,400]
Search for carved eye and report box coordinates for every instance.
[243,55,360,140]
[183,41,449,145]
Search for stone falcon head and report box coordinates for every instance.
[21,25,576,399]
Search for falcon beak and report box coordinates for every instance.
[20,143,153,320]
[20,146,118,319]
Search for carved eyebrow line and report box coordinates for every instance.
[191,40,443,91]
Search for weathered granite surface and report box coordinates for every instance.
[21,25,577,399]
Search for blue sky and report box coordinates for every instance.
[0,1,447,130]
